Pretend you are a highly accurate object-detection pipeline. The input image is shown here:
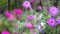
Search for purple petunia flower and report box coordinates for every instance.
[22,1,31,9]
[56,17,60,24]
[27,15,34,20]
[47,17,57,26]
[48,6,59,16]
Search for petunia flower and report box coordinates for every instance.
[13,9,23,15]
[22,1,31,9]
[27,15,34,20]
[24,22,34,29]
[1,30,10,34]
[47,17,57,26]
[5,11,14,20]
[48,6,59,16]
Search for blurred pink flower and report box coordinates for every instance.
[25,22,34,29]
[5,11,14,20]
[27,15,34,20]
[13,9,23,15]
[37,5,42,10]
[47,17,56,26]
[48,6,59,16]
[1,30,10,34]
[33,32,36,34]
[22,1,31,9]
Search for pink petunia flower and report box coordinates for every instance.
[48,6,59,16]
[1,30,10,34]
[13,9,23,15]
[5,11,14,20]
[47,17,57,26]
[27,15,34,20]
[22,1,31,9]
[25,22,34,29]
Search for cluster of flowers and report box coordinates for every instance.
[0,1,35,34]
[47,6,60,26]
[0,0,60,34]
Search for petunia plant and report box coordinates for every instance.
[0,0,60,34]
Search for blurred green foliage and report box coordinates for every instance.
[0,0,7,5]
